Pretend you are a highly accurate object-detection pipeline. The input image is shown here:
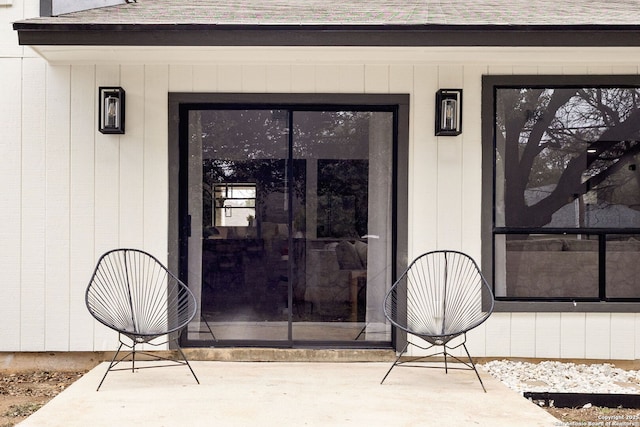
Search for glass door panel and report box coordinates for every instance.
[188,109,290,342]
[184,106,393,345]
[291,111,393,342]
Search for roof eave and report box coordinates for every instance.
[12,23,640,47]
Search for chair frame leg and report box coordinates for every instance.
[381,335,487,392]
[176,343,200,384]
[131,342,137,373]
[443,347,448,373]
[380,341,409,384]
[462,342,486,392]
[95,334,199,391]
[96,342,125,391]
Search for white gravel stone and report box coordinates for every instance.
[479,360,640,394]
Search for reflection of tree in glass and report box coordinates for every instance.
[193,108,374,230]
[293,111,373,158]
[195,110,288,160]
[317,160,368,238]
[193,109,373,160]
[497,87,640,227]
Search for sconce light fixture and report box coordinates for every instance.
[98,87,125,134]
[435,89,462,136]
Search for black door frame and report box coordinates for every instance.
[168,93,410,348]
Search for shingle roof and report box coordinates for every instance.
[20,0,640,26]
[13,0,640,47]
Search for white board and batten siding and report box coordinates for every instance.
[2,31,640,359]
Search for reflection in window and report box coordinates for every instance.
[317,159,369,238]
[213,183,256,227]
[487,77,640,301]
[496,86,640,229]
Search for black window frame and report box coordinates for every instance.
[482,75,640,312]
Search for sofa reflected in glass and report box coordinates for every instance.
[305,239,367,321]
[201,222,367,322]
[501,234,640,299]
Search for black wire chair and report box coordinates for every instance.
[381,250,494,391]
[86,248,200,390]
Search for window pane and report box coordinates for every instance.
[495,87,640,229]
[498,234,599,299]
[606,234,640,298]
[292,111,393,341]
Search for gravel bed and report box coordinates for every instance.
[479,360,640,394]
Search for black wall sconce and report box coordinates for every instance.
[435,89,462,136]
[98,87,125,134]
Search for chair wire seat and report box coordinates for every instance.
[86,248,199,390]
[381,250,494,391]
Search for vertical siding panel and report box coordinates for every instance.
[266,64,291,92]
[143,65,170,258]
[535,313,561,359]
[560,313,586,359]
[585,313,611,359]
[1,58,23,350]
[120,65,146,248]
[364,64,389,93]
[8,50,640,356]
[94,65,121,254]
[411,65,437,255]
[610,314,635,360]
[217,64,242,92]
[242,65,267,92]
[169,65,193,92]
[20,58,46,351]
[486,65,513,75]
[435,65,464,249]
[314,64,340,92]
[388,64,413,93]
[291,64,315,93]
[512,66,538,75]
[69,64,96,351]
[538,66,564,75]
[94,65,121,350]
[484,313,511,357]
[466,323,487,357]
[0,0,21,57]
[390,64,417,256]
[44,64,71,351]
[169,64,194,93]
[338,64,364,93]
[510,313,536,357]
[461,65,485,257]
[193,65,218,92]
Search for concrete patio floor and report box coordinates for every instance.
[19,361,560,426]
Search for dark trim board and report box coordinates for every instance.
[13,23,640,47]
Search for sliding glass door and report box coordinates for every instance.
[178,101,399,347]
